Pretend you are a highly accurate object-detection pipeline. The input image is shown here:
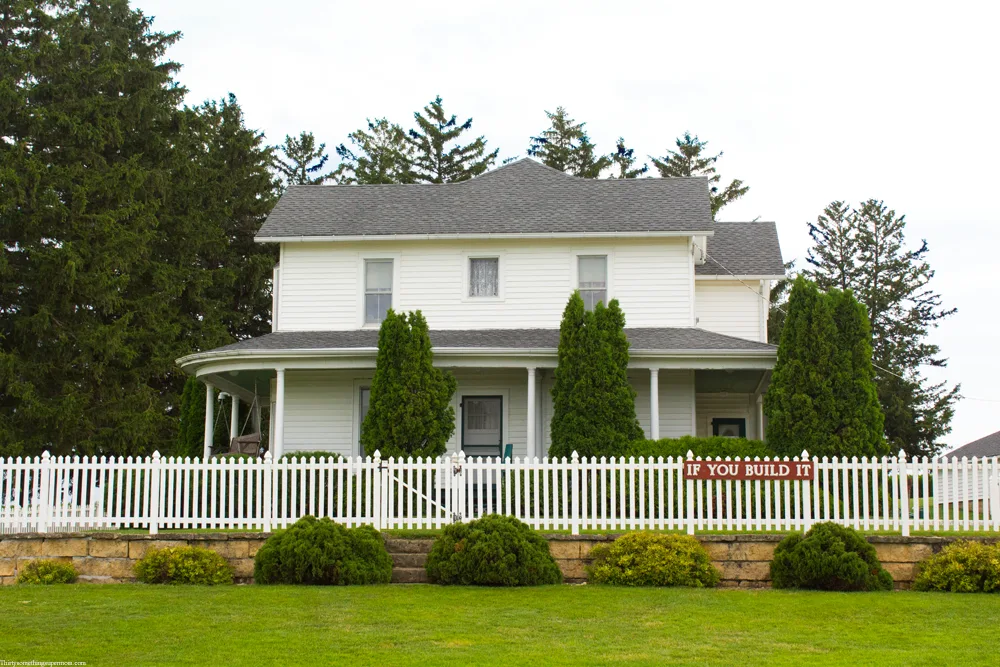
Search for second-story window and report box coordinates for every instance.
[578,255,607,310]
[364,259,393,324]
[469,257,499,297]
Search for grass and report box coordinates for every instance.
[1,586,998,665]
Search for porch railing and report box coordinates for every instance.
[1,451,998,536]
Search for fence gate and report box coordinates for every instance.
[376,452,468,530]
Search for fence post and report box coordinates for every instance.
[262,451,273,533]
[372,450,384,530]
[685,450,695,535]
[898,449,910,537]
[148,451,161,536]
[38,451,52,534]
[802,450,813,532]
[570,451,580,536]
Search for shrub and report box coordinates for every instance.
[770,522,893,591]
[587,532,720,587]
[913,541,1000,593]
[254,515,392,585]
[134,546,234,585]
[16,560,77,585]
[624,436,774,461]
[425,514,563,586]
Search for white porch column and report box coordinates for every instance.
[526,367,537,460]
[203,383,214,460]
[229,394,239,442]
[649,368,660,440]
[273,368,286,459]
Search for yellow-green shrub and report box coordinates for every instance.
[587,532,720,587]
[17,559,77,584]
[134,546,234,585]
[913,541,1000,593]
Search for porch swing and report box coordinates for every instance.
[228,384,263,457]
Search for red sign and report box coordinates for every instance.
[683,460,813,481]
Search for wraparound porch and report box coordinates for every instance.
[176,328,777,459]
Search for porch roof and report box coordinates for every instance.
[200,327,775,355]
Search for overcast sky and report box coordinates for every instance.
[135,0,999,450]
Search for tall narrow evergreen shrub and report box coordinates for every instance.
[175,377,205,458]
[549,293,643,459]
[360,310,457,459]
[764,277,886,458]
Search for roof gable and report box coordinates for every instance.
[257,158,715,239]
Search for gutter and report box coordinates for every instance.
[254,230,717,244]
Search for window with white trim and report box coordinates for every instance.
[578,255,607,311]
[364,259,393,324]
[469,257,499,297]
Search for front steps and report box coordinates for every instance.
[385,538,434,584]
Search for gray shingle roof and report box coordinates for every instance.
[945,430,1000,459]
[207,328,776,354]
[696,222,785,277]
[256,158,714,239]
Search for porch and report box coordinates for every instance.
[177,328,777,459]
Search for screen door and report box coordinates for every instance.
[462,396,502,457]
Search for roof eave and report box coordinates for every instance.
[255,230,716,244]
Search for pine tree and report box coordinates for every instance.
[405,96,498,183]
[804,199,958,456]
[549,294,644,459]
[608,137,648,179]
[763,278,841,457]
[827,289,888,457]
[175,377,206,458]
[650,132,748,217]
[527,107,611,178]
[273,131,337,186]
[361,310,457,459]
[336,118,414,184]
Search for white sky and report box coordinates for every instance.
[135,0,1000,450]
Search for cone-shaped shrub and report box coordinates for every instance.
[425,514,563,586]
[254,516,392,585]
[770,522,893,591]
[587,532,720,587]
[549,293,644,459]
[361,309,457,459]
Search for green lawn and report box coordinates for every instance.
[1,586,998,666]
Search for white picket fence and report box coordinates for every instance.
[1,450,998,536]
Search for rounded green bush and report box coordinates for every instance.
[425,514,563,586]
[587,532,720,587]
[134,546,234,585]
[770,522,893,591]
[254,515,392,585]
[913,540,1000,593]
[624,436,774,461]
[17,559,77,585]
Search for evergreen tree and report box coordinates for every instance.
[175,377,206,458]
[763,278,841,457]
[827,289,888,457]
[336,118,414,184]
[767,260,796,344]
[527,107,611,178]
[650,132,748,216]
[608,137,648,179]
[0,3,279,457]
[361,310,457,459]
[405,96,498,183]
[804,199,958,456]
[549,293,644,459]
[273,131,337,186]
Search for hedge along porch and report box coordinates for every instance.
[178,328,776,461]
[2,451,998,537]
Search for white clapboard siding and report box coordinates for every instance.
[6,453,997,535]
[695,393,758,439]
[695,280,763,341]
[277,238,693,331]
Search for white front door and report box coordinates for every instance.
[462,396,502,457]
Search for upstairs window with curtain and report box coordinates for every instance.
[469,257,499,297]
[578,255,607,311]
[364,259,393,324]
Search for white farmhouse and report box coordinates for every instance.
[177,159,784,459]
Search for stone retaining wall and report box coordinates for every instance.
[1,532,995,588]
